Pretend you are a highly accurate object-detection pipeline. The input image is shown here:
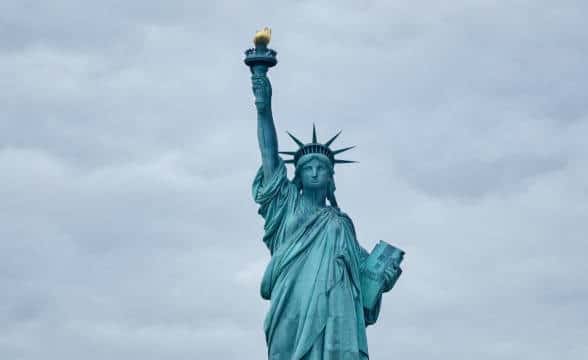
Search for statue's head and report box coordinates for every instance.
[293,153,334,192]
[281,125,356,209]
[292,153,338,208]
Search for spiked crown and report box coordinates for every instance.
[279,124,356,167]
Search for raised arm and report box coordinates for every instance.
[252,74,280,180]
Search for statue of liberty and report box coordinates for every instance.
[245,28,405,360]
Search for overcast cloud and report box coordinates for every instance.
[1,0,587,359]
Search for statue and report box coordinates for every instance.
[245,28,405,360]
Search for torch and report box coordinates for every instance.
[244,27,278,76]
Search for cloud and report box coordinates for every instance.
[1,1,587,359]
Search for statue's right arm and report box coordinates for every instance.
[252,74,280,180]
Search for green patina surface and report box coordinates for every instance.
[245,31,404,360]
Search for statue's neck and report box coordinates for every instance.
[301,188,327,209]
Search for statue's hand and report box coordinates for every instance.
[251,75,272,112]
[382,263,402,293]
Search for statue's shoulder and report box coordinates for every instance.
[326,207,355,228]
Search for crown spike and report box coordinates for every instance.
[286,131,304,148]
[324,130,342,148]
[281,128,356,167]
[332,145,356,155]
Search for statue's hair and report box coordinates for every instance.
[292,154,339,209]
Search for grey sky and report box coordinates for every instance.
[1,0,587,359]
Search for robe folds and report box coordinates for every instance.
[253,159,385,360]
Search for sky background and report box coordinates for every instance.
[1,0,587,359]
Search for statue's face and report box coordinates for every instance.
[299,157,331,191]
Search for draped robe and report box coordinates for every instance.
[253,160,388,360]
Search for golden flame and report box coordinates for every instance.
[253,27,271,46]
